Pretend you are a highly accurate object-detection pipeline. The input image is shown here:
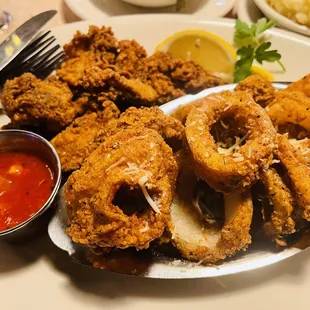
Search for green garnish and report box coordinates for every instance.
[233,18,285,83]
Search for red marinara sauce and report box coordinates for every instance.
[0,151,55,232]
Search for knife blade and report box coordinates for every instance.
[0,10,57,71]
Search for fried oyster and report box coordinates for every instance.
[53,106,184,173]
[0,73,82,132]
[56,25,224,108]
[51,100,120,172]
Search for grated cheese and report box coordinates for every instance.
[289,138,308,147]
[132,135,149,140]
[127,135,149,143]
[220,120,229,129]
[289,138,310,156]
[106,157,126,173]
[248,147,252,159]
[233,157,244,162]
[139,222,150,233]
[217,134,249,155]
[223,105,231,112]
[138,176,161,213]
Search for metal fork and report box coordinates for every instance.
[0,31,65,89]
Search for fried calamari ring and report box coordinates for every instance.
[66,127,178,250]
[260,167,296,245]
[171,102,202,125]
[185,91,276,192]
[266,91,310,132]
[276,134,310,221]
[169,153,252,263]
[169,191,253,264]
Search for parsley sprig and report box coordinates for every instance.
[233,18,285,83]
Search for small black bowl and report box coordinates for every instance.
[0,130,61,242]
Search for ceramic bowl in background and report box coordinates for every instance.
[253,0,310,36]
[237,0,263,24]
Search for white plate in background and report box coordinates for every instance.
[64,0,237,20]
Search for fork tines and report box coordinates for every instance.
[0,31,65,88]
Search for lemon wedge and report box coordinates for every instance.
[156,30,237,76]
[250,66,275,82]
[155,30,275,82]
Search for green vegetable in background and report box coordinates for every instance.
[233,18,285,83]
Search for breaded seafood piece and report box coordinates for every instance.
[56,52,103,87]
[54,106,184,173]
[235,75,276,107]
[172,102,202,125]
[289,138,310,165]
[145,73,186,104]
[138,52,224,90]
[266,91,310,131]
[0,73,80,132]
[66,128,178,250]
[169,190,253,264]
[276,134,310,221]
[170,58,225,92]
[260,167,296,245]
[100,106,185,146]
[114,40,147,75]
[51,101,120,172]
[136,51,224,104]
[284,74,310,98]
[57,25,119,87]
[80,66,158,105]
[168,150,252,263]
[185,91,276,192]
[63,25,118,57]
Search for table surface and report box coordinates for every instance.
[1,1,310,309]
